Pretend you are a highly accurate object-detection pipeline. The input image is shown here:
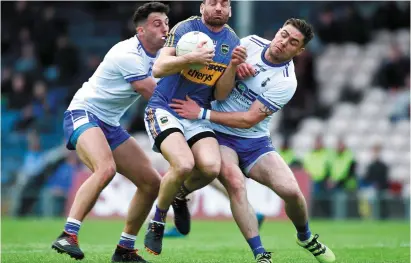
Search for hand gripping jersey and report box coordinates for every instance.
[68,35,158,126]
[211,35,297,138]
[148,16,240,118]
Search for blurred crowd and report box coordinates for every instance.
[1,1,409,218]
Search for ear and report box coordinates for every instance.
[200,3,204,15]
[136,26,144,35]
[229,6,232,18]
[296,47,305,56]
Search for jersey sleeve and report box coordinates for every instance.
[240,35,254,48]
[257,80,297,113]
[114,53,149,83]
[164,18,196,48]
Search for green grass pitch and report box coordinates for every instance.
[1,218,409,263]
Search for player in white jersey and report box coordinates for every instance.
[171,18,336,263]
[51,3,169,262]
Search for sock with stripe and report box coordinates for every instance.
[175,183,191,200]
[153,206,168,223]
[64,217,82,236]
[247,235,266,258]
[295,222,312,242]
[118,232,136,249]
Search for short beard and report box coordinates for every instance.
[204,15,228,27]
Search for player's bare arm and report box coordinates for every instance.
[213,46,247,100]
[131,77,157,100]
[152,42,215,78]
[170,95,273,129]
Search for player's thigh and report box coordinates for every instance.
[112,137,161,190]
[145,107,195,171]
[76,127,115,173]
[185,121,221,175]
[218,146,246,193]
[248,152,301,199]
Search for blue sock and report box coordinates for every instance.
[247,236,266,258]
[153,206,168,223]
[64,217,81,236]
[296,222,312,241]
[118,232,136,249]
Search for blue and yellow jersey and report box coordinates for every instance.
[148,16,240,118]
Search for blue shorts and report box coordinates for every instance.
[63,110,130,151]
[215,131,276,175]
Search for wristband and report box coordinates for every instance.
[198,108,211,120]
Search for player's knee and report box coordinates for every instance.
[283,187,304,203]
[142,170,161,195]
[173,159,195,177]
[223,169,246,200]
[96,162,116,188]
[197,160,221,180]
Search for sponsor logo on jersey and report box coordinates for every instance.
[181,62,227,86]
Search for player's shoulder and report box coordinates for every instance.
[222,24,240,45]
[108,36,146,58]
[244,35,270,47]
[171,16,202,32]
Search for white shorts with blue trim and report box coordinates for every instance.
[144,107,214,152]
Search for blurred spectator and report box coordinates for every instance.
[1,66,13,96]
[315,6,341,44]
[374,44,410,89]
[389,74,410,122]
[33,6,67,67]
[14,43,37,73]
[54,35,80,86]
[42,152,79,217]
[14,131,46,216]
[7,73,32,110]
[303,135,332,217]
[20,131,45,176]
[278,137,299,167]
[363,143,390,219]
[328,138,357,192]
[372,2,410,30]
[339,4,370,44]
[303,135,331,195]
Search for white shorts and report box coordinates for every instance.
[144,107,215,152]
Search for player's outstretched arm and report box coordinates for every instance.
[131,77,157,100]
[214,46,247,101]
[152,44,214,78]
[170,96,274,129]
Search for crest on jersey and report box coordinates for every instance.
[236,81,249,95]
[221,44,229,54]
[160,116,168,125]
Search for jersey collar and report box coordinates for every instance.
[135,35,157,58]
[261,45,290,68]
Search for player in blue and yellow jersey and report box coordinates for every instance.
[143,0,247,256]
[171,18,336,263]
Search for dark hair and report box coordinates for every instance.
[283,18,314,46]
[133,2,170,26]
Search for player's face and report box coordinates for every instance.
[201,0,231,27]
[141,12,169,50]
[268,24,305,62]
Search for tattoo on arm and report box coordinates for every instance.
[258,106,274,116]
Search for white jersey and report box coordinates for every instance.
[68,35,158,126]
[211,35,297,138]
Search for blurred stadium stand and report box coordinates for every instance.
[1,1,409,219]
